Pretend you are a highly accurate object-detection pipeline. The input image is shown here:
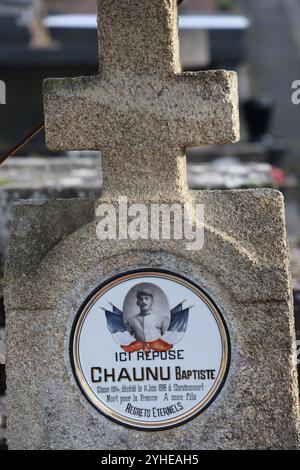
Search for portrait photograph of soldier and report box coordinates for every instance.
[123,283,170,343]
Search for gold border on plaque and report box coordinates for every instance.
[72,271,230,430]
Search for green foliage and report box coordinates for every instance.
[0,178,11,186]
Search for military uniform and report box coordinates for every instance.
[126,311,169,342]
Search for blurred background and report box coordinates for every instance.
[0,0,300,449]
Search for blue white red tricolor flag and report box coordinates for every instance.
[104,302,191,352]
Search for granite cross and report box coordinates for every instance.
[43,0,239,202]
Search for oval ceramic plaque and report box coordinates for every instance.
[71,270,230,430]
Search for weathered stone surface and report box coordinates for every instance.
[44,71,239,151]
[5,190,300,450]
[5,199,94,277]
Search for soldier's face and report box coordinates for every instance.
[137,295,153,314]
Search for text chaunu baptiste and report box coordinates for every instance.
[91,366,216,383]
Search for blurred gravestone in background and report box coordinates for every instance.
[28,0,56,49]
[243,96,275,142]
[0,0,55,48]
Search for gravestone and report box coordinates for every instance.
[5,0,300,450]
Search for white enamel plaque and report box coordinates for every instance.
[71,270,230,430]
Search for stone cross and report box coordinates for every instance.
[44,0,239,202]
